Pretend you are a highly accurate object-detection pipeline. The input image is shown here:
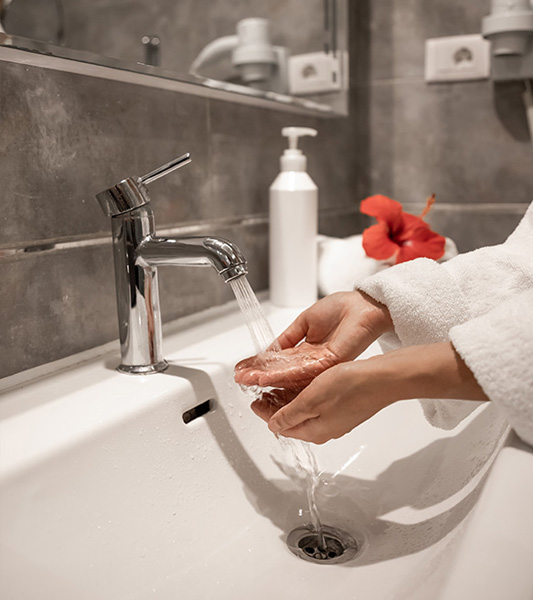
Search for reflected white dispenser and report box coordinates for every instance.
[269,126,318,307]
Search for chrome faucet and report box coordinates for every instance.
[97,153,247,374]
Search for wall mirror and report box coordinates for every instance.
[0,0,348,116]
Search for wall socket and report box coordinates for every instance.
[425,34,490,82]
[288,51,345,95]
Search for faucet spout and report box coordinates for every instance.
[138,236,247,282]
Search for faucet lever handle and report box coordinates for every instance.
[140,152,192,185]
[96,153,192,217]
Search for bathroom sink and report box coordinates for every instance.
[1,301,532,600]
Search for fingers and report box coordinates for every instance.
[234,365,261,386]
[251,398,279,423]
[235,365,297,388]
[234,356,255,371]
[250,388,299,422]
[267,392,319,435]
[235,348,330,388]
[275,313,309,350]
[276,418,332,445]
[265,363,354,444]
[254,366,314,389]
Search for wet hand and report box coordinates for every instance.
[262,342,488,445]
[234,291,393,389]
[264,359,395,444]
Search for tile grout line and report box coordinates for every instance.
[1,203,528,261]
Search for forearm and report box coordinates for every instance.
[373,342,489,404]
[265,341,489,444]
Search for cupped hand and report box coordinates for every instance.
[234,291,393,389]
[253,358,396,444]
[254,342,489,445]
[250,387,300,423]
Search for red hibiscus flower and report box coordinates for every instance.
[360,194,445,264]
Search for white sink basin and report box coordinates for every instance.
[1,301,532,600]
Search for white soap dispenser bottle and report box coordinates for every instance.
[269,126,318,307]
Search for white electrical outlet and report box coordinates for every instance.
[288,51,345,95]
[425,34,490,82]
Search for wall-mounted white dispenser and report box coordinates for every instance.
[482,0,533,56]
[482,0,533,80]
[189,18,289,94]
[232,18,276,84]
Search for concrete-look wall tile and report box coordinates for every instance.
[0,60,210,246]
[206,100,343,217]
[423,205,527,253]
[369,80,533,206]
[310,115,363,210]
[319,210,369,239]
[206,100,282,220]
[369,0,492,81]
[0,245,117,379]
[207,97,364,218]
[349,0,371,86]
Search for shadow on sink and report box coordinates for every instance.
[164,363,508,567]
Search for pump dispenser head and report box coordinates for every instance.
[280,126,317,171]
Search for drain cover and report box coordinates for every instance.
[286,525,360,565]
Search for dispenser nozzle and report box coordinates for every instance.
[282,127,318,150]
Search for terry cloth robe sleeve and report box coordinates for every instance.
[450,290,533,446]
[356,202,533,431]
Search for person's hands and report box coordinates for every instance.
[234,291,393,389]
[250,357,396,444]
[251,342,488,444]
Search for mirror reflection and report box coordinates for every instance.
[1,0,348,115]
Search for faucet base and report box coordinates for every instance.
[117,360,169,375]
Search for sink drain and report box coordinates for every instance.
[286,525,360,565]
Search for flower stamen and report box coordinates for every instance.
[419,193,436,219]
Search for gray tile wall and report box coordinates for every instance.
[365,0,532,251]
[0,2,366,379]
[1,1,531,379]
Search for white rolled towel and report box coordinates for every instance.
[317,234,458,296]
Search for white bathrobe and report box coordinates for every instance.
[357,203,533,446]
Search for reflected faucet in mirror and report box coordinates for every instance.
[96,153,248,375]
[190,17,289,95]
[141,34,161,67]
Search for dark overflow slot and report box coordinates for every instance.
[182,399,214,424]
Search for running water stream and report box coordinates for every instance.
[230,276,327,551]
